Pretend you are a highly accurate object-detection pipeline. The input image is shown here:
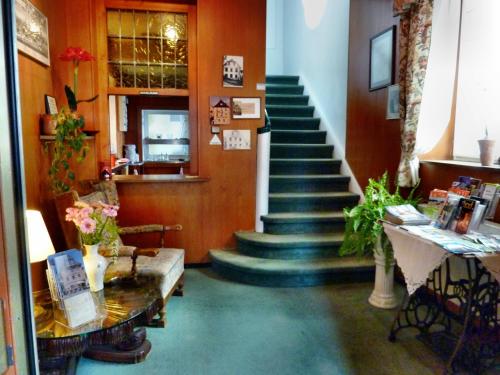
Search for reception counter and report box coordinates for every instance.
[112,174,221,264]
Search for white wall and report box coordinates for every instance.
[282,0,350,149]
[266,0,284,74]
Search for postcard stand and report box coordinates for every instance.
[46,249,99,329]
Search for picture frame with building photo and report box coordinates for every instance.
[223,55,244,87]
[386,84,400,120]
[231,97,261,119]
[15,0,50,66]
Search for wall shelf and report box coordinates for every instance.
[40,135,95,142]
[143,137,189,145]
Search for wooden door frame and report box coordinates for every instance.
[0,1,39,373]
[94,0,198,175]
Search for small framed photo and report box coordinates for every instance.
[210,96,231,125]
[223,55,243,88]
[15,0,50,66]
[231,97,261,119]
[45,95,57,115]
[369,25,396,91]
[386,84,400,120]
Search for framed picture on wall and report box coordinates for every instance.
[15,0,50,66]
[369,25,396,91]
[231,97,261,119]
[386,84,400,120]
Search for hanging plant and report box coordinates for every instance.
[48,47,98,194]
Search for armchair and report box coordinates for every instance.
[54,181,184,327]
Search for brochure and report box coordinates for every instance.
[47,249,97,328]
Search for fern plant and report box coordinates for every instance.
[339,172,419,271]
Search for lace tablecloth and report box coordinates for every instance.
[383,223,500,295]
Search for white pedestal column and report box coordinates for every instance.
[368,249,399,309]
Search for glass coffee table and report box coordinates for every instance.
[34,279,163,375]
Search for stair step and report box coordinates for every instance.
[266,84,304,95]
[269,117,321,130]
[271,130,327,144]
[266,75,300,85]
[210,250,374,287]
[270,144,333,159]
[269,192,359,213]
[266,94,309,106]
[270,158,342,175]
[269,174,350,193]
[261,212,346,235]
[266,105,314,118]
[235,231,344,259]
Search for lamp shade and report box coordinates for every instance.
[26,210,55,263]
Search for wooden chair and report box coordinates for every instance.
[54,181,184,328]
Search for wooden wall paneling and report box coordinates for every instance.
[196,0,266,255]
[346,0,401,189]
[116,182,206,263]
[113,0,266,262]
[20,0,266,265]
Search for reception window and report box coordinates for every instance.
[141,109,189,162]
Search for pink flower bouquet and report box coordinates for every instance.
[65,201,119,247]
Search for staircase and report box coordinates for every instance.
[210,75,374,287]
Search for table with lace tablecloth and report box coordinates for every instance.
[383,223,500,374]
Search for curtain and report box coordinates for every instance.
[395,0,434,187]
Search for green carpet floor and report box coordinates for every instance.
[78,269,444,375]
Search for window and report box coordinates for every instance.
[453,0,500,160]
[107,9,188,90]
[417,0,499,162]
[141,109,189,162]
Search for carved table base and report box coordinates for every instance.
[389,258,500,374]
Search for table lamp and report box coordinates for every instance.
[26,210,55,298]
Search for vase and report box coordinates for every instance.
[478,139,496,166]
[83,244,108,292]
[368,237,399,309]
[41,114,57,135]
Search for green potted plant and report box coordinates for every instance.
[48,47,98,194]
[340,171,419,308]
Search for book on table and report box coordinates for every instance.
[46,249,98,328]
[384,204,431,225]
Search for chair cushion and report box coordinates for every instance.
[91,181,120,206]
[105,248,184,299]
[78,191,107,205]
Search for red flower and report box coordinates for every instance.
[59,47,94,62]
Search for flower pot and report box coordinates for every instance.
[368,238,399,309]
[478,139,496,166]
[83,244,108,292]
[41,114,57,135]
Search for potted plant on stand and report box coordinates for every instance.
[48,47,98,194]
[65,200,119,292]
[339,172,419,309]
